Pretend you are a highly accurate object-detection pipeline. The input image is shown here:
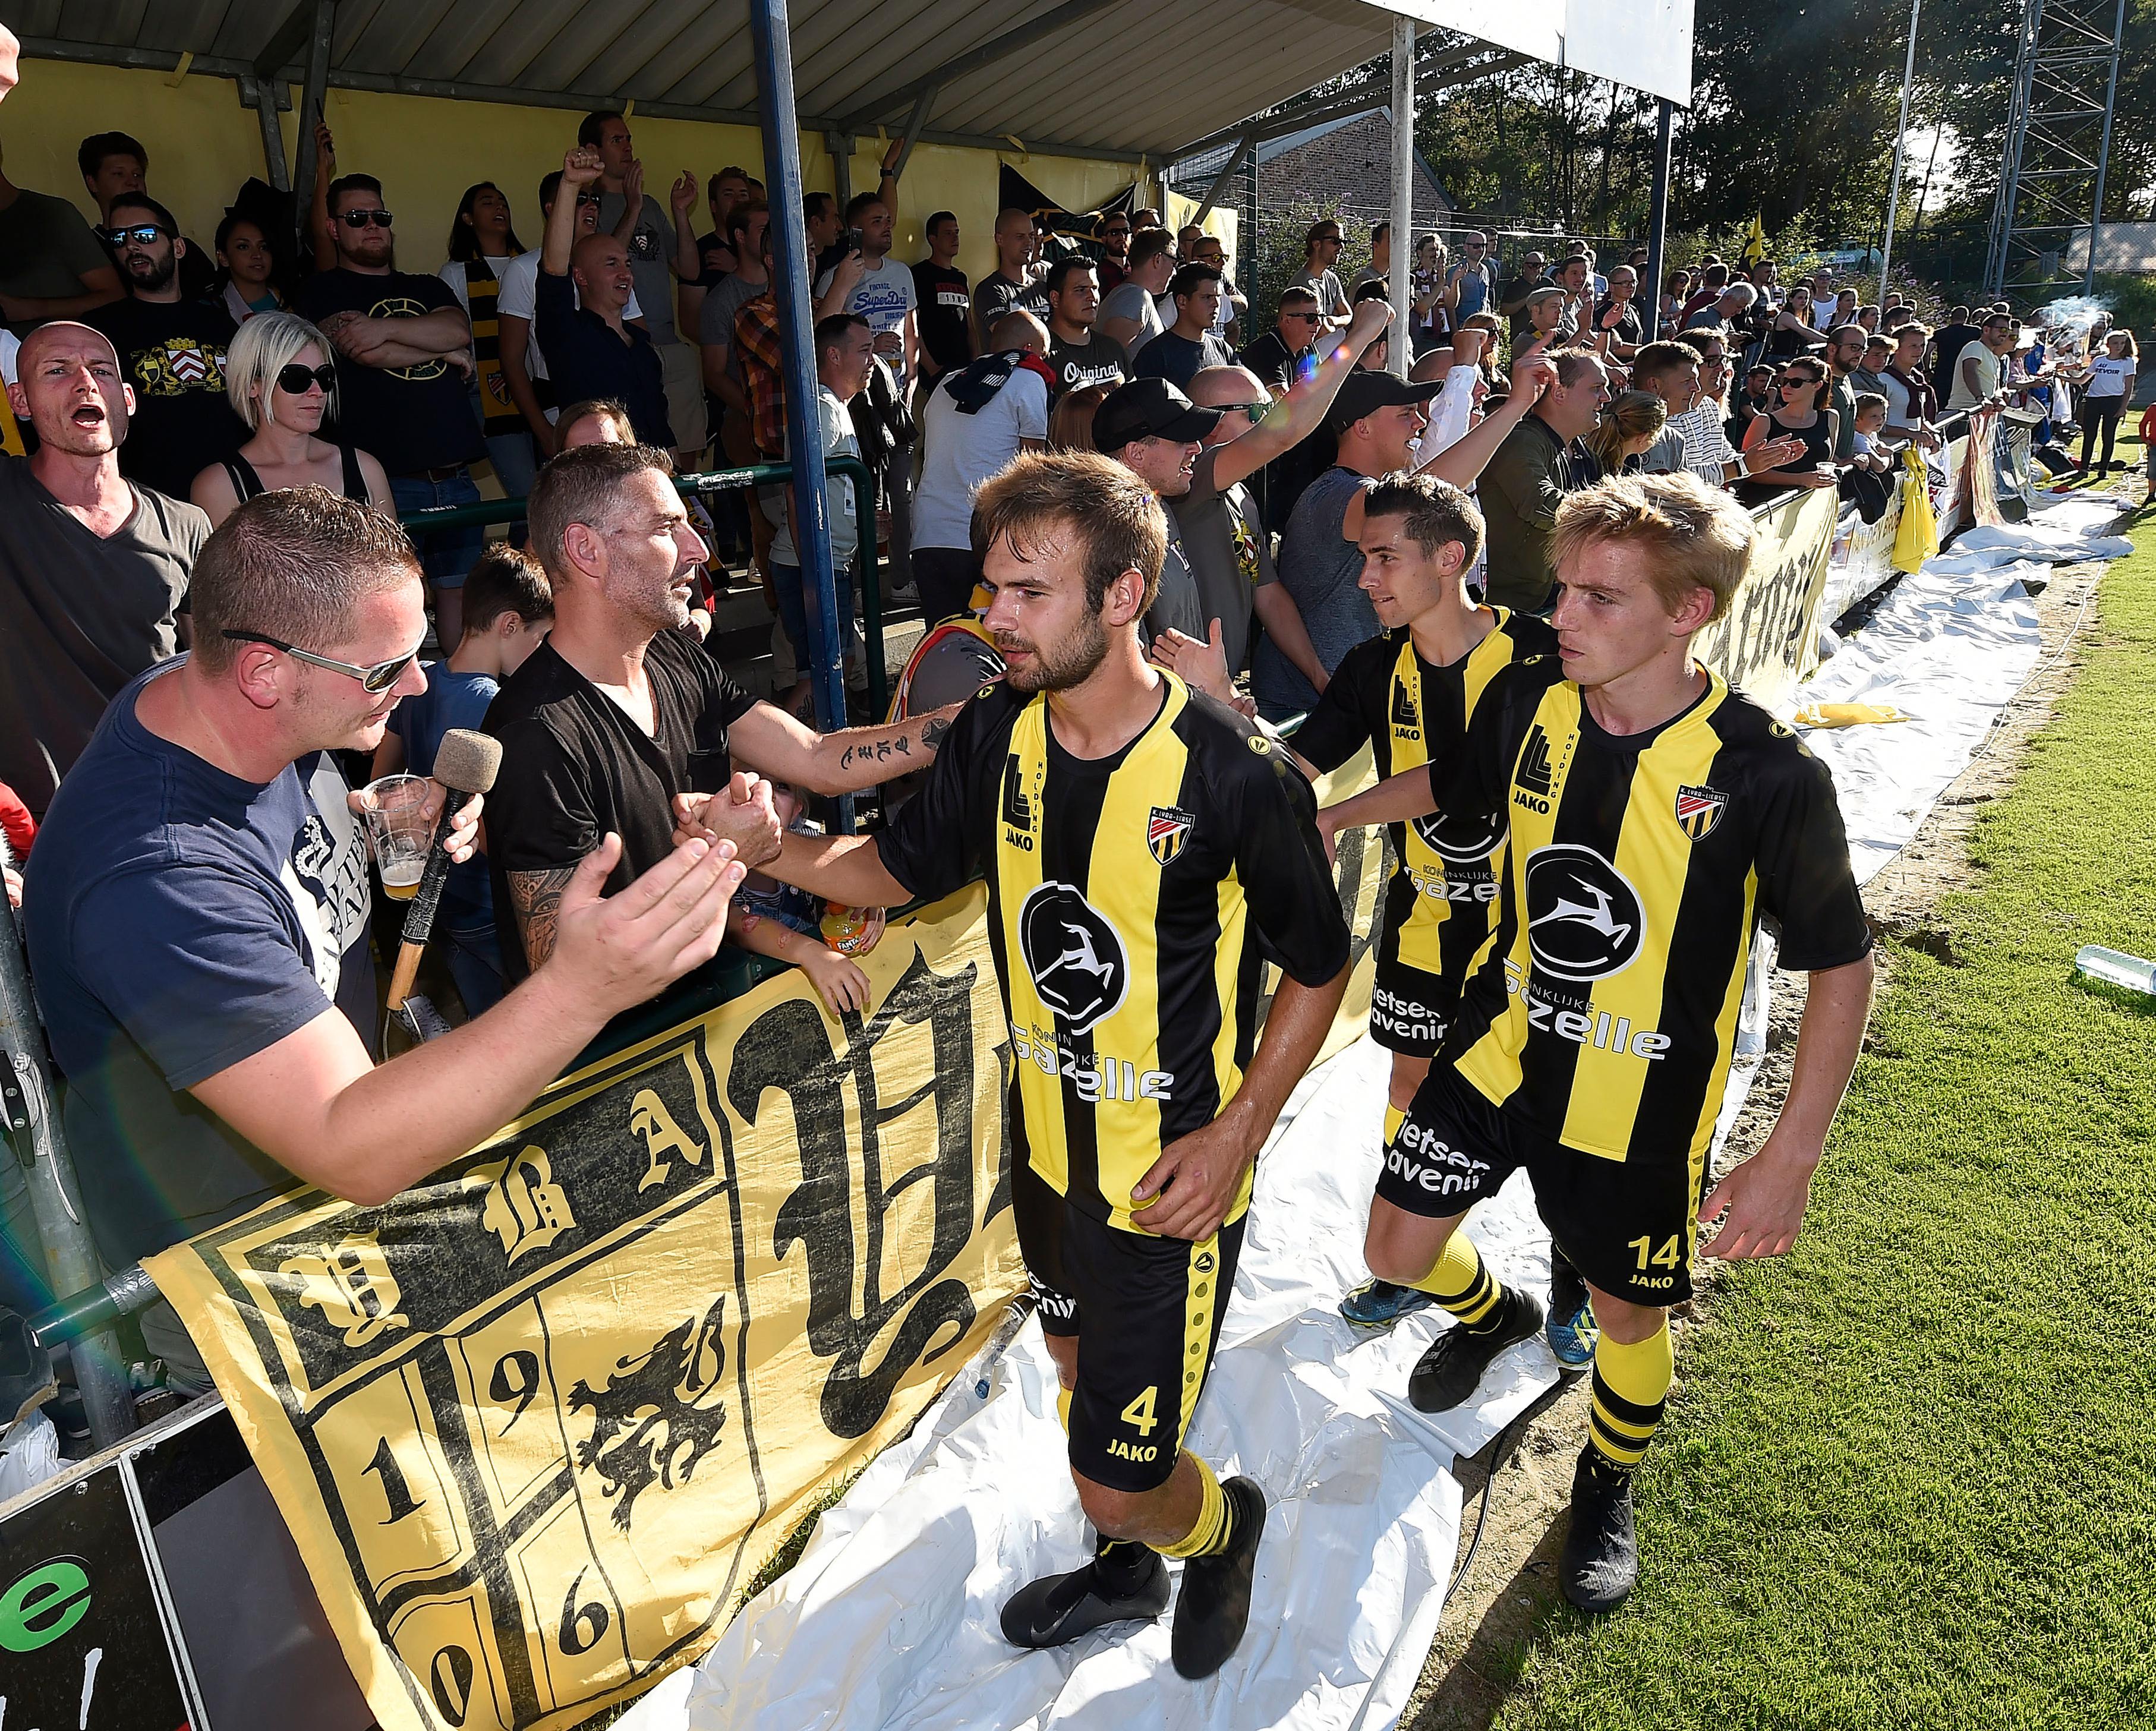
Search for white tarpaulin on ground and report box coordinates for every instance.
[623,493,2132,1731]
[1798,493,2129,885]
[619,1036,1561,1731]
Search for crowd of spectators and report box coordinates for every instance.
[0,15,2142,1350]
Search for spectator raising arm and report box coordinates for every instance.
[1202,295,1397,493]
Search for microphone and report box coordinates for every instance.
[384,727,502,1025]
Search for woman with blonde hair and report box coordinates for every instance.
[1575,389,1668,485]
[2073,328,2139,476]
[190,311,392,528]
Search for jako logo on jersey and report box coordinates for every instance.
[1146,805,1194,865]
[1389,679,1421,738]
[1516,724,1556,797]
[1673,783,1727,840]
[1194,1250,1216,1273]
[1000,752,1041,849]
[1018,881,1130,1032]
[1410,809,1505,866]
[1524,844,1645,982]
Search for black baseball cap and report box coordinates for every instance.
[1093,378,1221,453]
[1326,369,1443,433]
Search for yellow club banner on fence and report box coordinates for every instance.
[144,748,1391,1731]
[1693,484,1839,711]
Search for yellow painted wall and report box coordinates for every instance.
[0,59,1235,283]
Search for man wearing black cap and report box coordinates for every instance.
[1095,298,1393,649]
[1250,355,1555,720]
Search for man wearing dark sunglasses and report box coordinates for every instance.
[86,191,247,499]
[298,171,488,644]
[26,485,755,1398]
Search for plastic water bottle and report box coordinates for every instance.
[2073,945,2156,997]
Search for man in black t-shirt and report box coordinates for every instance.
[1043,256,1124,397]
[86,192,245,499]
[297,171,486,642]
[484,442,964,977]
[912,209,973,401]
[1132,263,1234,391]
[1238,289,1320,395]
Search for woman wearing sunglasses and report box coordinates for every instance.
[189,311,393,529]
[1736,358,1839,503]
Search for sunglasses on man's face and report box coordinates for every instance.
[1284,311,1322,324]
[220,632,421,693]
[576,193,603,208]
[100,223,168,247]
[338,208,395,229]
[276,363,337,396]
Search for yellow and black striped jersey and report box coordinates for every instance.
[878,673,1350,1232]
[1429,658,1871,1164]
[1294,609,1557,986]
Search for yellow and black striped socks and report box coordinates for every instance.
[1587,1320,1673,1473]
[1408,1231,1506,1330]
[1157,1452,1237,1560]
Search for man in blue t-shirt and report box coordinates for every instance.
[373,544,554,1015]
[25,487,765,1385]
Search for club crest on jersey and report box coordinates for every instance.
[1146,805,1195,865]
[1673,783,1727,840]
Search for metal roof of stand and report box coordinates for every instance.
[8,0,1524,165]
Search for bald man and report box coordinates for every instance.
[537,147,674,449]
[913,309,1055,623]
[973,207,1048,348]
[2,320,203,815]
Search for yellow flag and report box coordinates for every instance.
[1741,214,1769,268]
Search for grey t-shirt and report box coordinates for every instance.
[1641,426,1688,475]
[0,459,202,814]
[1142,512,1205,645]
[1252,465,1375,717]
[698,269,765,403]
[0,190,112,334]
[1101,281,1163,362]
[596,190,680,345]
[1168,444,1276,674]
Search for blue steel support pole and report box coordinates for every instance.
[751,0,855,832]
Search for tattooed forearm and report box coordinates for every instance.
[506,864,579,971]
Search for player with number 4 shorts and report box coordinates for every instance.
[1331,472,1875,1612]
[733,453,1350,1678]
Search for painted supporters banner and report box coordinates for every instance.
[1693,484,1839,710]
[143,754,1389,1731]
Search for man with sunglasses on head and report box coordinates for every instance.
[25,485,753,1397]
[86,191,248,499]
[1,320,203,819]
[298,172,487,645]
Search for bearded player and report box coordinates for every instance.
[1332,471,1873,1610]
[685,452,1350,1676]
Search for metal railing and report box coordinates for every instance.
[398,457,891,721]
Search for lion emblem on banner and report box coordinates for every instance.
[568,1296,730,1531]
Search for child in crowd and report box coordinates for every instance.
[1849,393,1897,471]
[728,782,885,1016]
[371,544,554,1016]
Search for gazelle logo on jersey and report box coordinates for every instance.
[1018,882,1130,1032]
[1146,805,1194,865]
[1524,844,1645,982]
[1410,809,1505,865]
[1673,783,1728,840]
